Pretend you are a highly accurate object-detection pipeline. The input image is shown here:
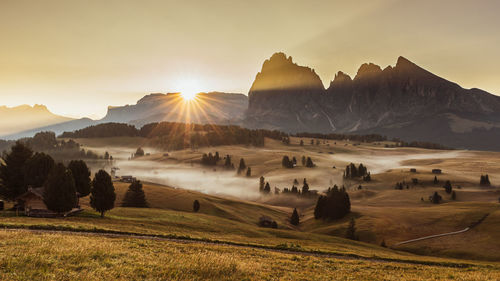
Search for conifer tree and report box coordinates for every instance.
[122,180,148,207]
[0,141,33,200]
[346,218,357,240]
[68,160,91,197]
[238,158,246,174]
[290,208,300,225]
[246,167,251,177]
[193,200,200,212]
[443,180,452,194]
[264,182,271,193]
[24,152,54,188]
[90,170,116,217]
[259,176,265,192]
[43,163,77,213]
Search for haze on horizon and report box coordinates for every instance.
[1,0,499,119]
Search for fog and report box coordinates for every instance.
[332,150,467,174]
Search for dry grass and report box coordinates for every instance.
[0,230,498,281]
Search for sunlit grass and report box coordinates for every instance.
[0,231,498,280]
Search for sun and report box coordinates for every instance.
[174,77,203,102]
[180,91,198,101]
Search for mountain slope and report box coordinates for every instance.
[0,105,74,137]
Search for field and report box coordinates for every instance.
[2,136,500,279]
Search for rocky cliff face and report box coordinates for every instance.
[246,52,331,132]
[246,53,500,150]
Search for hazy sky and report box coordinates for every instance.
[1,0,499,118]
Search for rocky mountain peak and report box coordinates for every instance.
[354,63,382,80]
[329,71,352,88]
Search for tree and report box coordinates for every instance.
[122,180,148,207]
[246,167,251,177]
[302,178,309,195]
[24,152,54,188]
[43,163,77,213]
[443,180,452,194]
[238,158,246,174]
[306,157,314,168]
[68,160,91,197]
[431,192,442,204]
[451,191,457,200]
[314,186,351,220]
[380,240,387,247]
[259,176,265,192]
[135,147,145,157]
[282,156,293,168]
[264,182,271,193]
[300,140,304,146]
[346,218,357,240]
[224,155,232,169]
[104,151,110,160]
[0,141,33,200]
[290,208,300,225]
[301,156,306,166]
[480,174,491,186]
[90,170,116,217]
[193,200,200,212]
[433,176,439,185]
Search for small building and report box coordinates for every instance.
[121,175,137,183]
[16,187,82,218]
[410,168,417,173]
[432,169,442,174]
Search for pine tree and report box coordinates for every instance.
[122,180,148,207]
[306,157,314,168]
[135,147,145,157]
[301,156,306,166]
[431,191,442,204]
[246,167,251,177]
[451,191,457,200]
[433,176,439,184]
[259,176,265,192]
[68,160,91,197]
[346,218,357,240]
[104,151,110,160]
[0,141,33,200]
[90,170,116,217]
[24,152,54,188]
[290,208,300,225]
[43,163,77,213]
[443,180,452,194]
[264,182,271,193]
[193,200,200,212]
[238,158,246,174]
[302,178,309,195]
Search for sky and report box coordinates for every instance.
[1,0,499,119]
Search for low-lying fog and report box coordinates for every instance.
[84,146,468,200]
[332,150,467,174]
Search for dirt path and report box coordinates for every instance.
[0,227,474,268]
[394,227,470,246]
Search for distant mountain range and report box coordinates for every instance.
[1,92,248,140]
[245,53,500,151]
[3,52,500,151]
[0,105,74,137]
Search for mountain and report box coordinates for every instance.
[102,92,248,127]
[2,92,248,140]
[246,53,500,150]
[0,105,74,137]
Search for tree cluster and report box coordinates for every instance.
[344,163,368,179]
[295,132,387,143]
[201,152,220,166]
[281,156,296,168]
[314,185,351,220]
[480,174,491,186]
